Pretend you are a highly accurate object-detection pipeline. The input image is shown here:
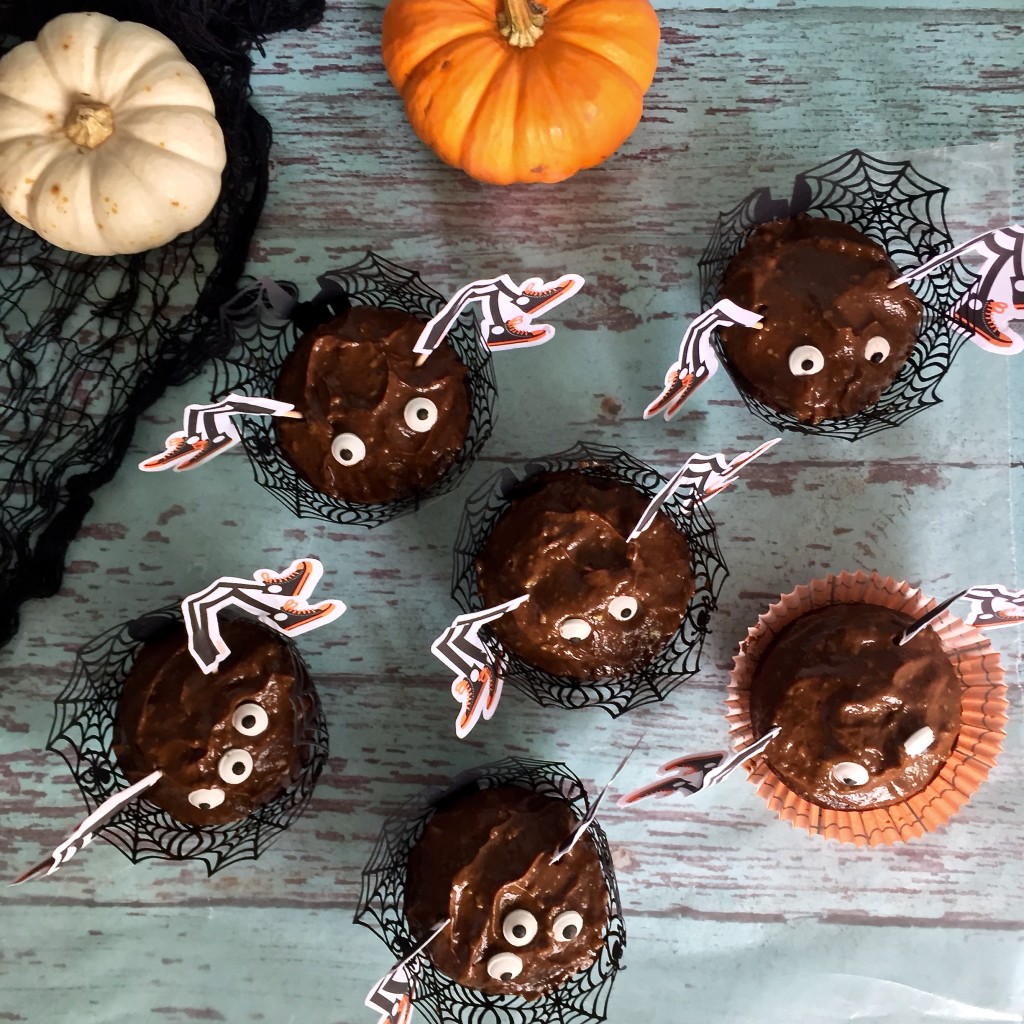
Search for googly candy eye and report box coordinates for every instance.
[903,726,935,756]
[403,397,438,433]
[218,749,254,784]
[830,761,869,787]
[788,345,825,376]
[607,596,639,621]
[502,909,538,947]
[330,432,366,466]
[864,336,891,363]
[486,952,523,982]
[188,788,226,810]
[552,910,584,942]
[232,703,268,737]
[559,618,592,642]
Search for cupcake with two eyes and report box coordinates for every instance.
[726,570,1008,846]
[699,150,970,439]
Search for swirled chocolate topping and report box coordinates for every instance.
[114,619,316,826]
[275,305,472,504]
[474,470,694,679]
[719,215,923,423]
[404,785,608,999]
[750,604,961,811]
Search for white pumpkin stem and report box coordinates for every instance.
[498,0,546,47]
[64,100,114,149]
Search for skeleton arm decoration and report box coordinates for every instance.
[890,225,1024,355]
[365,919,451,1024]
[618,728,780,806]
[413,274,584,360]
[628,437,780,542]
[644,299,764,420]
[429,595,530,738]
[139,394,301,472]
[961,585,1024,629]
[183,558,345,674]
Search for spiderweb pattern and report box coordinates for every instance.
[355,757,626,1024]
[48,605,329,875]
[451,442,728,716]
[213,254,498,527]
[0,0,324,647]
[698,149,977,440]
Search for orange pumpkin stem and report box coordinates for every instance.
[498,0,546,48]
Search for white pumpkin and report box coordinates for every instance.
[0,11,227,256]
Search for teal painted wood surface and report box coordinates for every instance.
[2,3,1023,1023]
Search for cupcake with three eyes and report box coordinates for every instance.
[356,757,625,1021]
[726,570,1007,845]
[452,442,727,716]
[699,149,972,439]
[217,253,496,527]
[49,607,328,873]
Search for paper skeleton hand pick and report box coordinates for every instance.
[891,225,1024,355]
[413,273,584,360]
[12,769,163,885]
[365,920,450,1024]
[183,558,345,674]
[430,595,530,738]
[139,394,300,472]
[961,584,1024,629]
[618,728,780,806]
[628,438,780,542]
[644,299,763,420]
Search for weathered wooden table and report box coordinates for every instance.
[2,2,1023,1022]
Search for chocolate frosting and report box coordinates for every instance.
[750,604,961,810]
[474,471,694,679]
[275,305,472,504]
[719,215,923,423]
[404,785,608,999]
[114,619,316,826]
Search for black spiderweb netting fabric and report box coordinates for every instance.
[0,0,324,647]
[48,604,329,874]
[698,149,977,440]
[355,757,627,1024]
[451,443,728,717]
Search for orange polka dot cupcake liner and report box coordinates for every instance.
[725,570,1007,846]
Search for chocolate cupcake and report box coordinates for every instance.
[216,254,496,527]
[718,215,923,424]
[727,571,1007,845]
[453,443,727,716]
[699,150,974,440]
[356,757,625,1023]
[404,784,608,999]
[274,305,473,504]
[49,607,328,873]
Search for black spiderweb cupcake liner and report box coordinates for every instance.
[47,604,328,875]
[698,148,977,440]
[355,756,626,1024]
[452,442,728,716]
[0,0,324,647]
[213,253,498,527]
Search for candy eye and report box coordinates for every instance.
[830,761,869,787]
[552,910,584,943]
[864,336,890,363]
[502,909,538,947]
[232,703,268,737]
[486,952,523,982]
[607,596,639,621]
[187,788,225,810]
[559,618,592,643]
[788,345,824,376]
[404,397,438,433]
[903,726,934,756]
[218,749,254,784]
[331,432,366,466]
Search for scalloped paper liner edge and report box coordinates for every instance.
[725,570,1008,847]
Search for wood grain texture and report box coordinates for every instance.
[1,3,1023,1022]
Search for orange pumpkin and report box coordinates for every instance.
[381,0,660,185]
